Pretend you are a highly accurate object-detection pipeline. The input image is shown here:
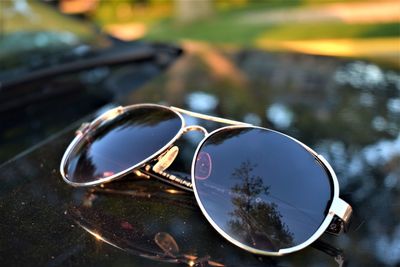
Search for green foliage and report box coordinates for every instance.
[258,23,400,41]
[90,0,399,64]
[139,1,398,45]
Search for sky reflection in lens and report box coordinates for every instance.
[65,106,182,184]
[194,127,333,252]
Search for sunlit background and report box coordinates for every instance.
[56,0,399,67]
[1,0,399,66]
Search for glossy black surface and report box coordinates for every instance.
[65,106,182,183]
[0,2,182,164]
[194,127,333,252]
[0,43,399,266]
[0,44,181,165]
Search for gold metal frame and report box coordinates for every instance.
[60,103,352,256]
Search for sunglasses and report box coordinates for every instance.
[60,103,352,256]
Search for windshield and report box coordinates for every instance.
[0,0,109,79]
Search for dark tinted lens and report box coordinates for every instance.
[194,127,333,252]
[65,106,182,184]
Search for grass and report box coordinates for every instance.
[91,0,399,66]
[145,17,399,45]
[145,16,269,46]
[257,23,400,41]
[90,1,399,46]
[142,1,399,44]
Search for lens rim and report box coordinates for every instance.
[60,103,185,187]
[191,125,341,256]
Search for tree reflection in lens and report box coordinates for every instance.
[228,160,294,251]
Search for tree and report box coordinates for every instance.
[228,160,294,251]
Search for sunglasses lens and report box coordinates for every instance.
[64,106,182,184]
[193,127,333,253]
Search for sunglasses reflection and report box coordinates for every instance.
[311,240,346,267]
[66,178,346,267]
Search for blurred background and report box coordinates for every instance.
[1,0,399,66]
[85,0,399,67]
[5,0,400,62]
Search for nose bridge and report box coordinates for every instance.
[182,125,208,136]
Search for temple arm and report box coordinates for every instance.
[138,165,193,192]
[136,145,193,192]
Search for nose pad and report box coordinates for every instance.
[195,152,212,180]
[153,146,179,173]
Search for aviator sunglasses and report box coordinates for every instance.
[60,103,352,256]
